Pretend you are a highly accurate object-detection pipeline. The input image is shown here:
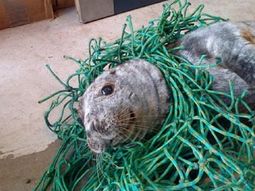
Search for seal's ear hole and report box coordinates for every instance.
[101,84,114,96]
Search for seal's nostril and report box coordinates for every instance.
[90,121,95,131]
[87,138,106,154]
[86,130,92,138]
[88,120,103,133]
[85,120,94,132]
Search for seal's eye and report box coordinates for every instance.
[101,85,114,95]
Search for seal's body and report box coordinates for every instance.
[80,21,255,153]
[80,60,169,153]
[179,21,255,104]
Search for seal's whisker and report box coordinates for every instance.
[116,106,130,116]
[116,112,167,120]
[116,117,137,123]
[115,130,136,143]
[119,123,158,133]
[119,123,149,130]
[106,121,142,139]
[116,117,162,126]
[117,128,132,136]
[117,131,133,140]
[118,127,147,138]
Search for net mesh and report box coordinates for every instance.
[34,1,255,190]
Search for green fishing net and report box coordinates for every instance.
[35,1,255,190]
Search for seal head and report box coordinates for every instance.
[79,60,169,153]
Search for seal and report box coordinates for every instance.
[80,21,255,153]
[79,60,170,153]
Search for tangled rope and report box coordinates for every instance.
[34,0,255,190]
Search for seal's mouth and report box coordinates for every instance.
[87,137,109,154]
[85,109,138,153]
[85,119,117,153]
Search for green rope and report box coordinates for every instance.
[34,1,255,190]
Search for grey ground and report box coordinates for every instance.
[0,1,254,190]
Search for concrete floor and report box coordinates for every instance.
[0,1,254,190]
